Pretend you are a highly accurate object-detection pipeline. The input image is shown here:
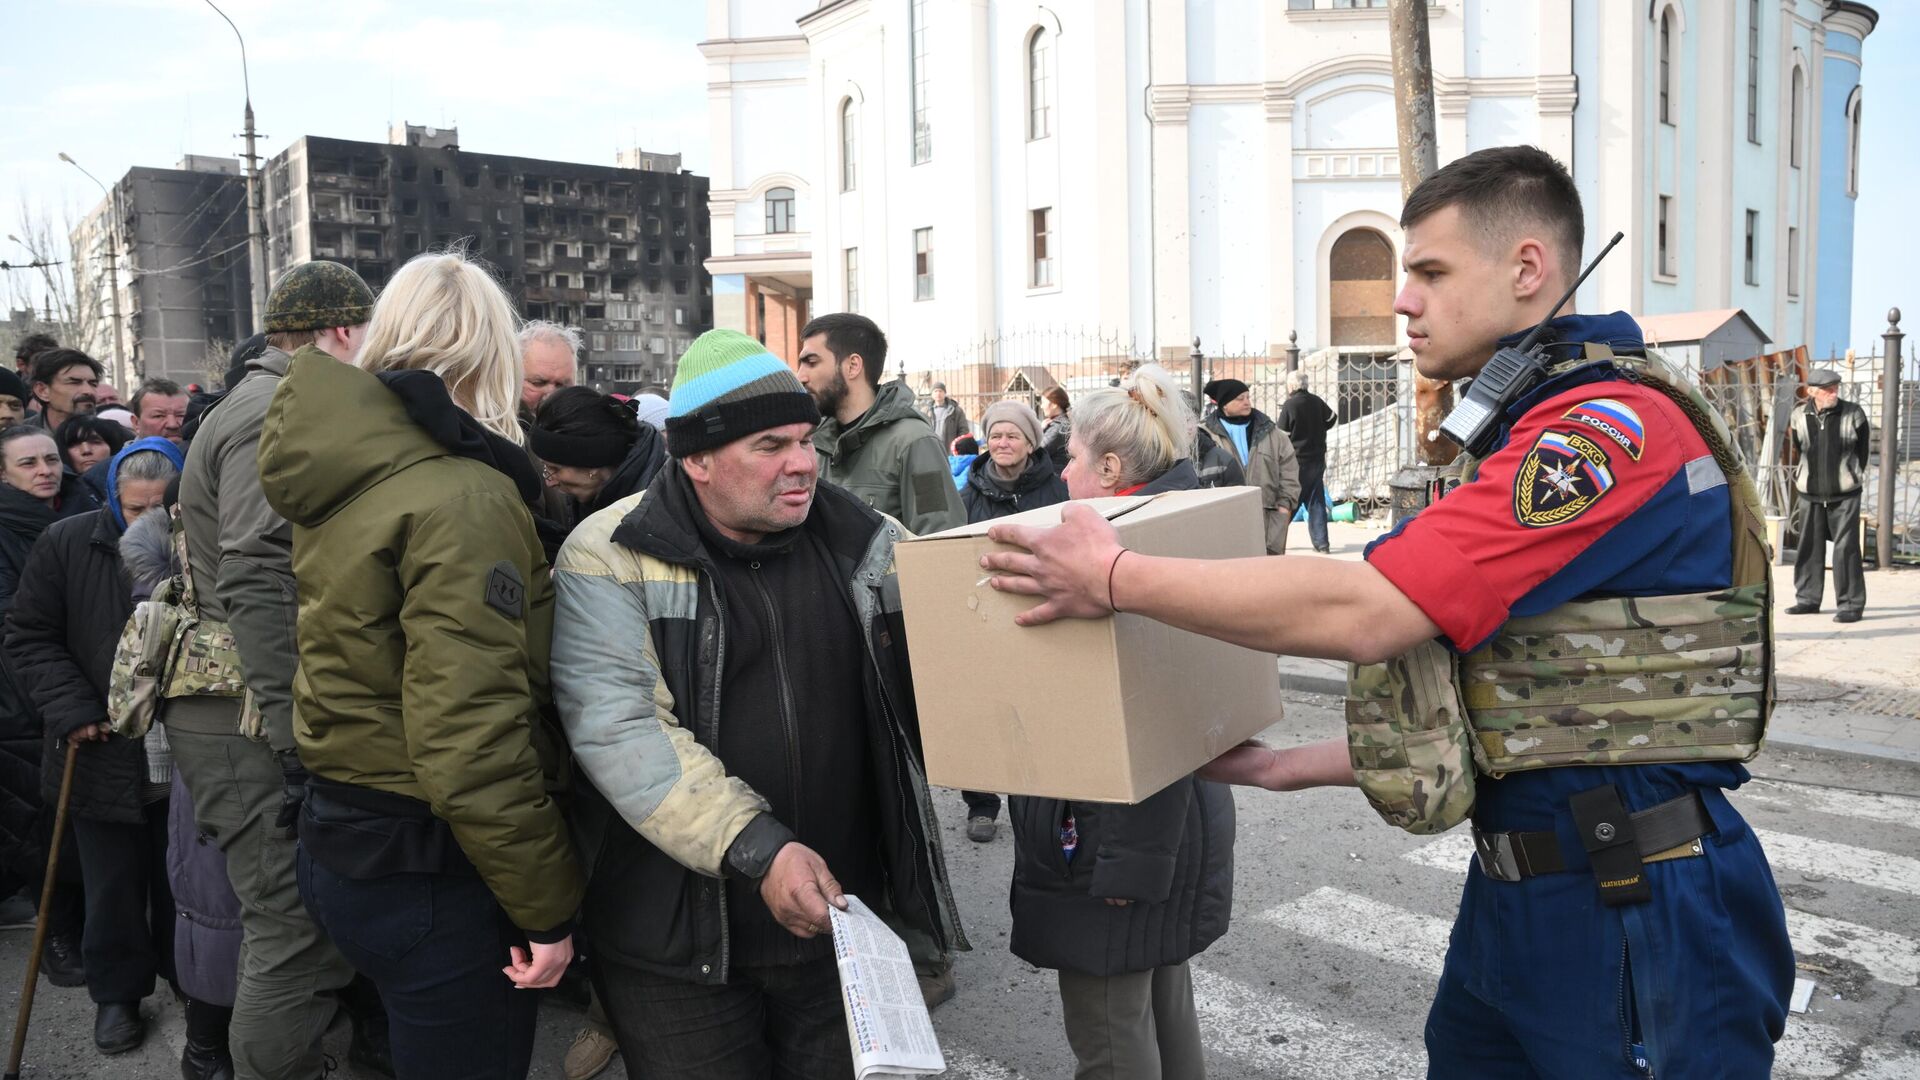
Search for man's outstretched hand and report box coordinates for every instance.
[983,504,1127,626]
[761,842,847,940]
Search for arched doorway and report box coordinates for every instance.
[1328,227,1396,348]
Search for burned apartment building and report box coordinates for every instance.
[70,155,254,389]
[263,124,712,393]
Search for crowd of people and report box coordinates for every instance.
[0,142,1810,1080]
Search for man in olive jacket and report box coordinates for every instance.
[797,313,965,538]
[174,262,379,1080]
[551,330,965,1079]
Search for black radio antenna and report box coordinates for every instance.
[1514,231,1625,353]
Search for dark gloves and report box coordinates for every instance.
[275,749,310,832]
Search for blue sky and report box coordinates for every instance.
[2,1,1912,355]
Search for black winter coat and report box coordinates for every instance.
[0,478,100,877]
[5,510,150,825]
[961,452,1068,524]
[1007,459,1235,976]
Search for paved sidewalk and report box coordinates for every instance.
[1272,520,1920,763]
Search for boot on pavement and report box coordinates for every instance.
[40,932,85,988]
[564,1026,619,1080]
[94,1001,145,1054]
[180,996,235,1080]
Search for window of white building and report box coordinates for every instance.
[1746,0,1762,143]
[1790,66,1805,168]
[766,187,795,234]
[914,228,934,300]
[1028,28,1052,141]
[1787,226,1801,297]
[845,247,860,312]
[1030,208,1055,288]
[1657,196,1676,279]
[1658,10,1675,126]
[1846,89,1863,197]
[1743,210,1759,286]
[910,0,931,164]
[841,100,858,192]
[1328,229,1396,347]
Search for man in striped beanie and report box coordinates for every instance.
[549,326,968,1071]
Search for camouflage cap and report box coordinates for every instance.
[265,260,375,333]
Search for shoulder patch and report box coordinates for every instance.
[1513,428,1616,529]
[1561,398,1645,460]
[484,561,526,618]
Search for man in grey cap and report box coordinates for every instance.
[172,260,390,1078]
[1785,367,1871,623]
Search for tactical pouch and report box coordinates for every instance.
[1346,640,1478,835]
[108,594,190,738]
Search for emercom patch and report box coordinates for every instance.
[484,561,525,618]
[1514,428,1616,529]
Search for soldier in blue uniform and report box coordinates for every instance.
[981,146,1793,1077]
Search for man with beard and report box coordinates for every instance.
[796,313,964,537]
[549,329,965,1078]
[27,349,102,431]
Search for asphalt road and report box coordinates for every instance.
[1,693,1915,1079]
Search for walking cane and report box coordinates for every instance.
[5,740,80,1080]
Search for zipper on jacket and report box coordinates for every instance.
[701,575,733,984]
[747,562,805,840]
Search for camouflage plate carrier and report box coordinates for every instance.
[108,506,260,738]
[1346,345,1774,834]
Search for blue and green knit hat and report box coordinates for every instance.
[666,329,819,457]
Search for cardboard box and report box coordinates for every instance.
[895,487,1284,803]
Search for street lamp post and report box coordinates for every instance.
[57,153,128,387]
[204,0,269,333]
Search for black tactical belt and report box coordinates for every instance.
[1471,791,1711,884]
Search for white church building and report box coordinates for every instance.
[701,0,1875,369]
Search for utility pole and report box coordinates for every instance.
[206,0,268,331]
[1879,309,1904,569]
[57,154,128,386]
[1387,0,1457,466]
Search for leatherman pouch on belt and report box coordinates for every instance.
[1570,784,1653,906]
[1346,641,1478,835]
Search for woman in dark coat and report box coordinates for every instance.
[961,400,1069,526]
[1040,386,1073,471]
[6,437,185,1056]
[0,427,98,981]
[1008,364,1234,1080]
[528,386,670,528]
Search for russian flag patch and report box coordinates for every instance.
[1562,399,1645,460]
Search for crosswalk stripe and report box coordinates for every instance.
[1783,908,1920,987]
[1261,886,1449,974]
[1739,778,1920,831]
[1399,832,1920,988]
[1754,828,1920,895]
[1253,885,1920,1078]
[1189,966,1428,1078]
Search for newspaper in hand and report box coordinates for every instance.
[830,895,946,1079]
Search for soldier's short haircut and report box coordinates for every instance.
[130,378,183,417]
[800,312,888,389]
[1400,145,1585,278]
[266,329,319,353]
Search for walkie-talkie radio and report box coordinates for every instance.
[1438,231,1626,458]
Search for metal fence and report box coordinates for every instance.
[1697,345,1918,564]
[899,328,1412,511]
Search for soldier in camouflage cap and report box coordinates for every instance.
[264,261,374,335]
[983,146,1793,1078]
